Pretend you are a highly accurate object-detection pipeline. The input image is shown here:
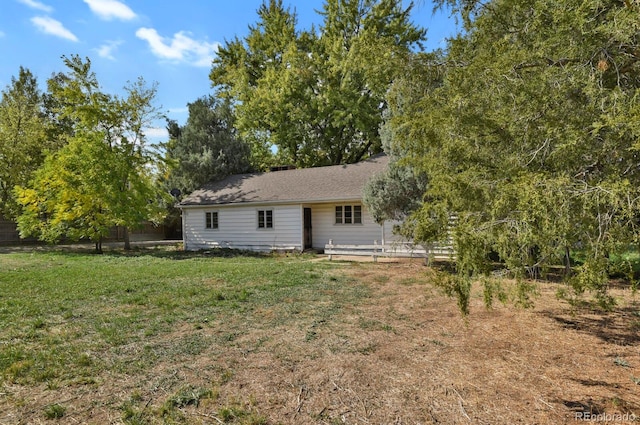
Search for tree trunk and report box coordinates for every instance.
[527,245,540,280]
[564,246,572,277]
[124,227,131,251]
[95,237,103,254]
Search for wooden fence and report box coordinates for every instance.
[0,216,168,246]
[0,217,36,245]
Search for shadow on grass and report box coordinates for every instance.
[103,247,271,260]
[542,305,640,346]
[562,400,604,416]
[0,242,271,261]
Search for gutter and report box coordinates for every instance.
[177,197,364,209]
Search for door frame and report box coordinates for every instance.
[303,207,312,249]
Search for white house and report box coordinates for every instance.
[178,154,406,252]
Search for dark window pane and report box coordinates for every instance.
[344,205,352,224]
[266,210,273,228]
[354,206,362,224]
[258,210,272,228]
[335,206,342,224]
[212,212,218,229]
[206,212,219,229]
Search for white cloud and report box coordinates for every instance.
[83,0,136,21]
[144,126,169,140]
[17,0,53,13]
[135,27,220,67]
[168,107,188,115]
[31,16,78,42]
[94,40,123,60]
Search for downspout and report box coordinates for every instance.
[181,208,187,250]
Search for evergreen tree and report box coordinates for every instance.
[163,96,251,195]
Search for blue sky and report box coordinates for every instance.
[0,0,458,142]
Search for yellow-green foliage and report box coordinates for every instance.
[13,56,168,251]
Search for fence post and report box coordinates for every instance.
[373,240,378,263]
[425,243,432,266]
[328,239,333,261]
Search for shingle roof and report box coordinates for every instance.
[179,154,389,206]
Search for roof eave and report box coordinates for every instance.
[178,196,363,209]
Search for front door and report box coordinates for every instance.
[303,208,312,249]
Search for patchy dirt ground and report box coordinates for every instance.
[3,258,640,424]
[207,261,640,424]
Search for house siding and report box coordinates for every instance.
[183,204,302,251]
[308,203,404,249]
[382,220,409,246]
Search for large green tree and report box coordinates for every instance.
[210,0,425,168]
[163,96,251,195]
[385,0,640,313]
[16,131,159,253]
[0,67,53,219]
[15,55,167,251]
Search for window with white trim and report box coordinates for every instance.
[335,205,362,224]
[205,211,218,229]
[257,209,273,229]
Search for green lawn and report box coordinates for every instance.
[0,247,361,423]
[2,246,639,424]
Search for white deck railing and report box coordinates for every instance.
[324,240,455,262]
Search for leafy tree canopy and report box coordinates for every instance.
[15,55,167,252]
[210,0,426,169]
[17,132,164,252]
[0,67,53,219]
[385,0,640,313]
[163,96,252,196]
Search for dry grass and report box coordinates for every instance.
[1,255,639,424]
